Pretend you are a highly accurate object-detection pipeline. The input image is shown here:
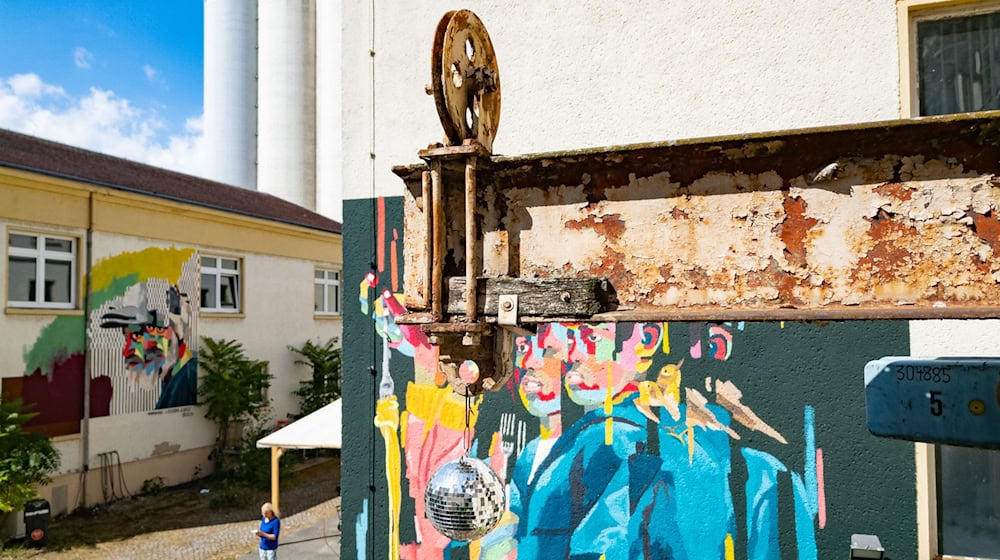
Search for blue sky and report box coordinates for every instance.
[0,0,206,175]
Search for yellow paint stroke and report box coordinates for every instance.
[375,396,401,560]
[687,426,695,465]
[605,362,614,446]
[780,321,785,328]
[468,538,482,560]
[399,411,409,449]
[662,322,670,354]
[91,247,195,292]
[725,533,735,560]
[406,382,472,436]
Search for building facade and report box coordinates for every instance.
[0,129,342,517]
[339,1,1000,559]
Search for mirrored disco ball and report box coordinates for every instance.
[424,456,506,541]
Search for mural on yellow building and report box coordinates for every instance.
[3,247,199,436]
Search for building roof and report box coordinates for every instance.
[0,128,341,235]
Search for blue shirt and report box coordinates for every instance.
[259,515,280,550]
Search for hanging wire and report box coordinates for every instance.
[463,388,472,455]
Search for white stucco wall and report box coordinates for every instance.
[199,249,343,420]
[341,0,902,201]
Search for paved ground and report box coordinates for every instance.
[237,508,340,560]
[30,497,341,560]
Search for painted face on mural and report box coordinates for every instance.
[122,323,174,376]
[515,324,566,417]
[101,284,190,385]
[564,322,660,407]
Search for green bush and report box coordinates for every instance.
[198,336,271,471]
[0,398,60,513]
[140,476,166,496]
[289,337,342,419]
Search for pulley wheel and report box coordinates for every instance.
[431,10,501,151]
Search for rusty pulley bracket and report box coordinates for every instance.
[422,322,513,396]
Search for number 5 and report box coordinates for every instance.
[930,391,943,417]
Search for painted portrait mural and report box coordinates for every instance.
[360,285,822,560]
[3,247,199,436]
[344,196,915,560]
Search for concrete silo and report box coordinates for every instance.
[257,0,317,210]
[203,0,257,189]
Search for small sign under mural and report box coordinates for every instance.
[865,357,1000,449]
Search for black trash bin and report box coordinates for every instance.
[23,499,50,548]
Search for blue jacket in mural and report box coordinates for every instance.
[510,396,686,559]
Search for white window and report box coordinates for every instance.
[314,269,341,315]
[903,1,1000,116]
[200,255,241,313]
[7,232,77,309]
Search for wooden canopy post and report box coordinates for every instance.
[270,446,285,515]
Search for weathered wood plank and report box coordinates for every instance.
[447,277,608,316]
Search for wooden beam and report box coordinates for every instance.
[447,277,609,316]
[270,447,284,516]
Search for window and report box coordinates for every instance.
[200,255,241,312]
[314,269,341,315]
[7,232,76,309]
[938,445,1000,557]
[905,1,1000,116]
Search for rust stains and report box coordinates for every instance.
[780,195,818,268]
[855,209,919,281]
[564,213,626,239]
[873,181,914,201]
[971,211,1000,253]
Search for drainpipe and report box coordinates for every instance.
[79,191,94,509]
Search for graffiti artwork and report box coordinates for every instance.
[358,278,826,560]
[98,283,197,410]
[3,247,199,436]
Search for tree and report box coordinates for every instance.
[289,337,342,419]
[198,336,271,469]
[0,398,60,513]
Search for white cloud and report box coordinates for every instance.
[143,64,158,82]
[74,47,93,69]
[0,73,208,178]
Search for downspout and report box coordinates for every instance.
[79,191,94,509]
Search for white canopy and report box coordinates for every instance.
[256,398,342,450]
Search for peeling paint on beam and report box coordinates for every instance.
[396,113,1000,318]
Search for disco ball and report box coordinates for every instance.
[424,456,506,541]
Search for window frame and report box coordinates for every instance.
[898,0,1000,117]
[6,230,78,310]
[314,268,342,316]
[200,254,243,314]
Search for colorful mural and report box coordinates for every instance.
[343,196,917,560]
[2,247,198,435]
[358,278,826,559]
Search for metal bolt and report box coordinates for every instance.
[501,300,514,312]
[560,291,571,303]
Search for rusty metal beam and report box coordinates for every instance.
[395,112,1000,321]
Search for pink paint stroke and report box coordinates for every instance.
[391,229,399,292]
[377,197,386,272]
[689,322,703,359]
[817,448,826,529]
